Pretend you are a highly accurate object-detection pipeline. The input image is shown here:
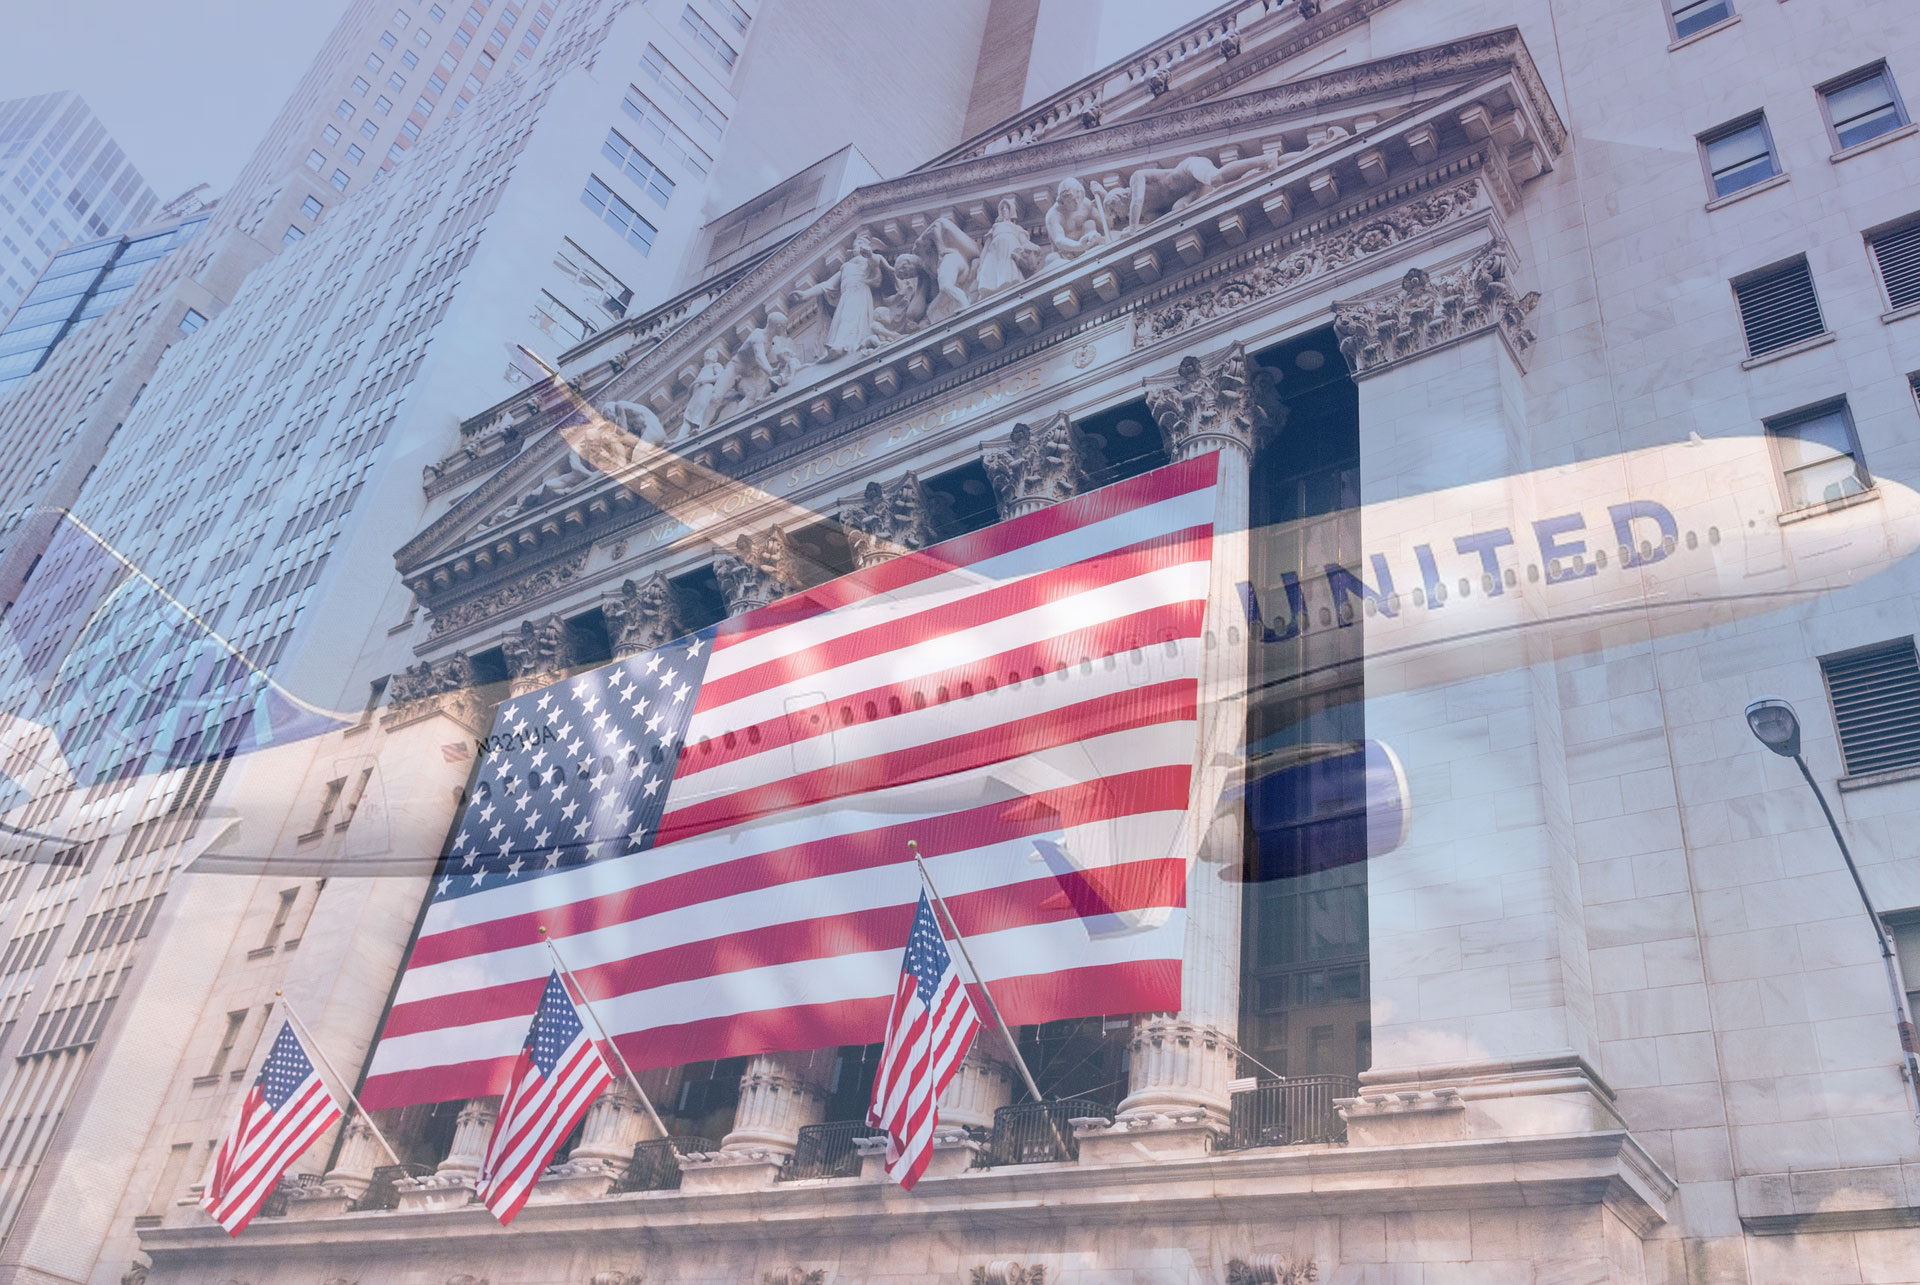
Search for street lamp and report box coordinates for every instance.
[1744,697,1920,1127]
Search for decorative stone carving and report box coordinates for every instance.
[975,197,1044,296]
[971,1263,1045,1285]
[762,1271,825,1285]
[605,574,685,657]
[477,450,601,532]
[1127,152,1276,227]
[1219,32,1242,59]
[1043,177,1113,264]
[713,310,801,419]
[589,1272,641,1285]
[120,1264,148,1285]
[714,529,803,615]
[599,399,669,450]
[1295,0,1321,17]
[1144,342,1272,463]
[983,413,1093,520]
[388,652,478,707]
[502,615,569,689]
[320,1278,359,1285]
[935,1044,1016,1130]
[914,217,980,326]
[680,347,727,438]
[317,1113,385,1201]
[838,472,937,567]
[426,549,590,638]
[436,1099,499,1178]
[792,231,896,361]
[1137,179,1484,346]
[1333,240,1540,375]
[1146,70,1171,96]
[1116,1016,1233,1128]
[720,1055,825,1154]
[1226,1257,1316,1285]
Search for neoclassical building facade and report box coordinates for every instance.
[131,0,1920,1282]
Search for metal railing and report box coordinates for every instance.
[987,1099,1110,1165]
[351,1162,432,1211]
[1225,1076,1356,1149]
[782,1121,884,1181]
[614,1136,714,1192]
[257,1171,320,1217]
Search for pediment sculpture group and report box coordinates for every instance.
[637,151,1283,445]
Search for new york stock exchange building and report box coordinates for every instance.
[133,2,1920,1283]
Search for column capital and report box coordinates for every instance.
[604,572,685,657]
[983,411,1093,520]
[714,527,803,616]
[838,471,937,567]
[1143,341,1274,463]
[1332,238,1541,377]
[502,614,570,694]
[384,651,488,731]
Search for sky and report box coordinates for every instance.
[0,0,355,202]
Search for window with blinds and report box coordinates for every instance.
[1733,257,1825,355]
[1767,399,1869,510]
[1821,638,1920,777]
[1869,219,1920,311]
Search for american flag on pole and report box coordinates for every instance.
[361,453,1219,1108]
[200,1021,344,1235]
[867,890,982,1188]
[477,970,614,1223]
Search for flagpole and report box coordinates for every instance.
[906,840,1047,1104]
[273,992,403,1166]
[537,928,671,1139]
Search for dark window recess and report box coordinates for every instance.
[789,522,854,586]
[1077,398,1170,489]
[1822,639,1920,777]
[564,608,612,667]
[923,461,999,542]
[466,647,511,686]
[1733,258,1824,355]
[1870,220,1920,311]
[670,565,728,632]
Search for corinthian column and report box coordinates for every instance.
[679,528,825,1193]
[396,1096,500,1210]
[838,472,937,567]
[502,614,570,696]
[982,411,1093,520]
[1084,342,1268,1161]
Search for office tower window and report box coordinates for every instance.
[331,169,351,192]
[641,44,728,140]
[415,27,432,46]
[706,0,749,37]
[178,309,205,334]
[1731,256,1825,356]
[1868,216,1920,310]
[305,149,326,171]
[679,6,738,70]
[580,176,657,254]
[352,76,370,95]
[439,50,459,72]
[1666,0,1731,40]
[283,224,305,245]
[360,118,379,140]
[376,95,394,115]
[1821,63,1909,151]
[346,143,365,165]
[300,196,323,218]
[488,26,507,48]
[430,3,446,18]
[1699,113,1780,197]
[465,73,484,92]
[207,1010,247,1076]
[387,143,406,161]
[401,120,421,140]
[322,124,341,144]
[414,96,433,114]
[395,7,410,24]
[388,71,406,90]
[601,129,674,206]
[365,53,383,71]
[379,30,397,48]
[1767,398,1869,511]
[1821,638,1920,776]
[621,87,713,175]
[335,98,354,120]
[455,26,472,45]
[402,49,419,67]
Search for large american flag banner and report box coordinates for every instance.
[361,453,1220,1108]
[201,1022,344,1235]
[867,891,982,1189]
[477,971,614,1223]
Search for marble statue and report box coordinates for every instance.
[1127,153,1277,227]
[600,400,667,452]
[680,347,726,437]
[717,309,798,412]
[1044,177,1112,262]
[974,196,1041,295]
[914,216,980,325]
[879,252,931,333]
[793,231,895,360]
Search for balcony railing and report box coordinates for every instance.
[1225,1076,1356,1149]
[782,1121,884,1181]
[614,1136,714,1192]
[987,1099,1110,1166]
[257,1172,320,1217]
[352,1162,432,1211]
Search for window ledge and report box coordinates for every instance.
[1706,171,1790,210]
[132,1215,162,1230]
[1668,13,1740,50]
[1838,760,1920,792]
[1831,121,1918,164]
[245,945,276,960]
[296,830,324,845]
[1777,485,1879,525]
[191,1073,221,1089]
[1880,300,1920,326]
[1740,330,1836,369]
